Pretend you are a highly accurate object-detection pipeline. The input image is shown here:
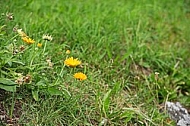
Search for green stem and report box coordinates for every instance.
[54,63,65,86]
[30,52,37,67]
[42,40,47,55]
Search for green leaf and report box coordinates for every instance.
[7,61,12,67]
[36,81,46,88]
[120,110,135,123]
[0,78,17,85]
[12,60,25,65]
[0,78,17,92]
[0,84,16,92]
[32,90,39,101]
[48,87,63,96]
[102,90,111,116]
[111,82,121,95]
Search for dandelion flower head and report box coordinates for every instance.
[64,57,81,67]
[66,50,71,54]
[37,43,42,47]
[22,37,35,44]
[74,72,87,81]
[17,29,35,44]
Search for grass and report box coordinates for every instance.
[0,0,190,125]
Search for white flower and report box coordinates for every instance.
[42,34,53,41]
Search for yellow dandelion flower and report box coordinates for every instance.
[66,50,70,54]
[22,37,35,44]
[74,72,87,81]
[64,57,81,67]
[37,43,42,47]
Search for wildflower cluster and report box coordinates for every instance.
[16,29,53,48]
[16,28,87,81]
[64,55,87,81]
[15,27,87,82]
[0,11,87,104]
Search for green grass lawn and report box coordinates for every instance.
[0,0,190,125]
